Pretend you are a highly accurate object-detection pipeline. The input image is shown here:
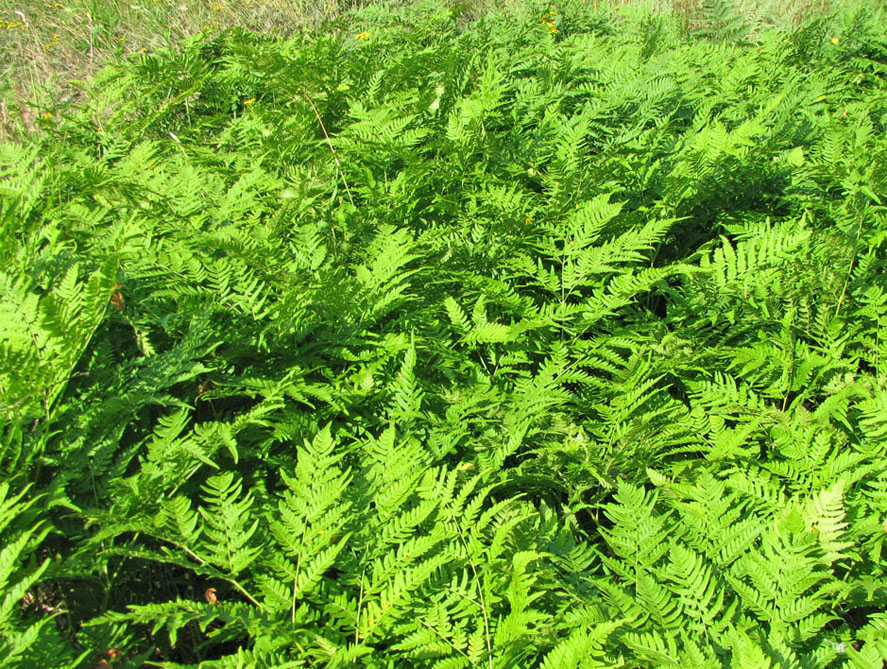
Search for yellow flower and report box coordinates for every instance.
[354,31,370,40]
[243,97,255,105]
[52,33,60,40]
[117,36,125,42]
[831,37,840,45]
[548,26,558,34]
[213,4,222,10]
[41,112,53,119]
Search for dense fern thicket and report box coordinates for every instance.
[2,0,887,666]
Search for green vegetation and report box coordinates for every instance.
[2,0,887,666]
[0,0,835,136]
[0,0,384,135]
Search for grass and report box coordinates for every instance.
[0,0,841,138]
[0,0,384,136]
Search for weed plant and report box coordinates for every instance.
[2,0,887,666]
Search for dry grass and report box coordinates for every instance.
[0,0,373,136]
[0,0,839,138]
[660,0,834,32]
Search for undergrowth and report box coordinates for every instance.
[2,0,887,666]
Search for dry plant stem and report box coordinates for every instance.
[87,10,94,70]
[471,557,494,669]
[354,564,366,644]
[299,86,356,208]
[18,9,47,111]
[834,214,866,319]
[449,509,494,668]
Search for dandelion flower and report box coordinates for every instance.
[355,31,370,40]
[243,97,256,105]
[831,37,840,45]
[41,112,53,119]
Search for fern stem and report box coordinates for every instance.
[161,538,265,611]
[417,616,471,661]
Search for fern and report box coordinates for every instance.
[3,0,887,665]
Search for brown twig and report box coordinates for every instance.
[299,86,355,208]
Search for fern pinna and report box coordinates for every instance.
[1,0,887,666]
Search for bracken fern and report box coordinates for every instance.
[1,0,887,666]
